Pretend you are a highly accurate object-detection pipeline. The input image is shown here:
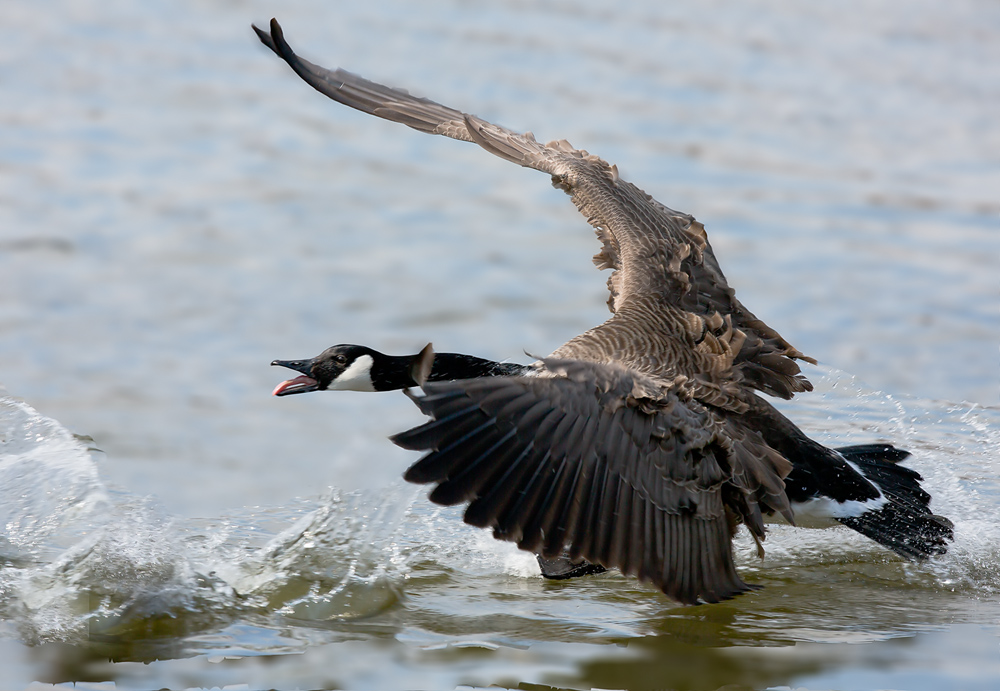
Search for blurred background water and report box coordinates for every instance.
[0,1,998,689]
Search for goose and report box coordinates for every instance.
[257,20,952,604]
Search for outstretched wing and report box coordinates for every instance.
[254,19,814,399]
[391,359,791,604]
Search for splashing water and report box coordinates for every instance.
[0,382,999,663]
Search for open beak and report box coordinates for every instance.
[271,358,319,396]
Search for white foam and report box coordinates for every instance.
[1,381,999,646]
[0,397,109,556]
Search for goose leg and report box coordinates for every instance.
[536,553,607,579]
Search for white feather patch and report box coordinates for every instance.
[328,354,376,392]
[782,494,890,529]
[769,452,889,528]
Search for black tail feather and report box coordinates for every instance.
[834,444,953,559]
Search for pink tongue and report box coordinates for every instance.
[272,375,317,396]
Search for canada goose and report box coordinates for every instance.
[258,20,952,604]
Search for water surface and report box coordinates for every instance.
[1,1,998,689]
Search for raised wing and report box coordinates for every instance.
[254,19,814,399]
[391,359,792,604]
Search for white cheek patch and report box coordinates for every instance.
[328,354,377,392]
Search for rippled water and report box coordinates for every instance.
[2,0,998,689]
[2,385,1000,689]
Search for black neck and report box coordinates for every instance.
[427,353,529,382]
[371,352,528,391]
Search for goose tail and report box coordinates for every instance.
[832,444,953,559]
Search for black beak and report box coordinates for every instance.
[271,358,320,396]
[271,358,314,376]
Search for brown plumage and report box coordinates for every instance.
[254,20,946,604]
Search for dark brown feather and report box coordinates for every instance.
[387,361,771,603]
